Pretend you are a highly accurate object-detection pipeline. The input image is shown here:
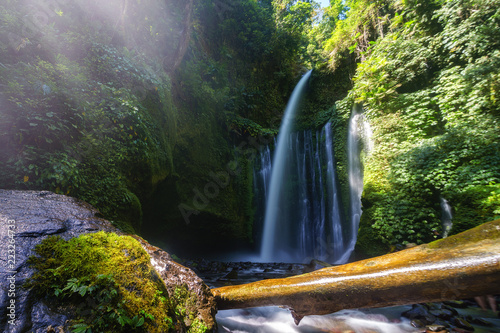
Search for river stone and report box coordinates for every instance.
[443,300,468,308]
[426,324,447,332]
[0,190,216,332]
[453,317,474,331]
[133,236,217,330]
[467,317,493,327]
[431,308,455,320]
[402,304,437,325]
[411,319,426,328]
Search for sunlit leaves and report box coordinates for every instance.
[346,0,500,250]
[275,0,316,34]
[435,51,500,129]
[433,0,500,66]
[353,29,434,109]
[323,0,393,70]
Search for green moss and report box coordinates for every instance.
[332,97,355,221]
[189,319,209,333]
[172,286,195,323]
[355,211,391,258]
[171,285,212,333]
[26,232,179,332]
[426,219,500,250]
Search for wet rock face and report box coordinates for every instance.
[134,237,217,331]
[0,190,216,333]
[0,190,116,333]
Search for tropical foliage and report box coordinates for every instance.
[326,0,500,255]
[0,0,498,258]
[0,0,180,232]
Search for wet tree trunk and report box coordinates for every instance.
[212,219,500,324]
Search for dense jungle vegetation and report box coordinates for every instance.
[0,0,498,257]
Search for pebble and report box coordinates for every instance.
[426,324,447,332]
[411,319,426,328]
[453,317,474,331]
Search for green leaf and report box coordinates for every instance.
[79,286,87,297]
[117,315,127,327]
[71,323,90,333]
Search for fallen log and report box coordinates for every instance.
[212,219,500,323]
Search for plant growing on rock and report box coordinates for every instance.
[25,232,186,332]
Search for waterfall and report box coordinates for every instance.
[322,122,344,262]
[440,197,453,238]
[260,70,312,262]
[336,105,372,264]
[258,77,371,263]
[257,122,347,263]
[253,146,272,249]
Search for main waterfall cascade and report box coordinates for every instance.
[255,124,345,263]
[256,92,373,263]
[259,70,313,262]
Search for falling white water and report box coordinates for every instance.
[322,122,344,262]
[335,105,372,264]
[260,70,312,262]
[440,197,453,238]
[256,122,345,263]
[312,132,326,259]
[258,146,272,200]
[258,98,372,263]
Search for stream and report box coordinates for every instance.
[186,260,500,333]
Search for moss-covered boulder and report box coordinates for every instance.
[0,190,216,333]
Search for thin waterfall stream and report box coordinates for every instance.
[440,197,453,238]
[337,105,373,263]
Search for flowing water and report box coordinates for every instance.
[440,197,453,238]
[220,94,499,332]
[197,261,500,333]
[217,306,418,333]
[255,123,345,263]
[260,70,313,262]
[257,101,373,263]
[202,263,420,333]
[245,75,415,331]
[336,105,373,263]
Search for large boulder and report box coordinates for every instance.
[0,190,216,332]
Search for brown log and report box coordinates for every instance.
[212,219,500,323]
